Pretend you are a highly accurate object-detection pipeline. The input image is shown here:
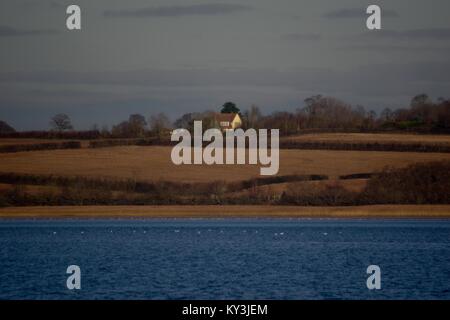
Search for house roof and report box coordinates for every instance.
[214,113,239,123]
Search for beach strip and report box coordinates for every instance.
[0,205,449,218]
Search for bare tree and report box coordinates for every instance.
[100,125,110,138]
[380,108,393,122]
[174,113,195,130]
[149,113,171,138]
[111,121,129,137]
[128,114,147,137]
[246,105,262,129]
[411,94,431,109]
[50,114,73,131]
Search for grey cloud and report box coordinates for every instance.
[338,28,450,53]
[48,1,67,9]
[104,3,252,18]
[1,61,448,95]
[324,8,399,19]
[0,25,56,37]
[365,28,450,40]
[0,68,335,88]
[282,33,322,41]
[337,43,450,54]
[15,0,65,10]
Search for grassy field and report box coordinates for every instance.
[1,146,450,182]
[0,205,449,218]
[282,133,450,145]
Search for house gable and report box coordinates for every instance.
[215,113,242,130]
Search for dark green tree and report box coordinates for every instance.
[220,102,240,114]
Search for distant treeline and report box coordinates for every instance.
[1,136,450,154]
[1,93,449,139]
[280,140,450,153]
[0,141,81,153]
[257,94,450,135]
[176,94,450,136]
[0,130,100,140]
[0,161,449,206]
[88,137,171,148]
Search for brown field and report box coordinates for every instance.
[282,133,450,145]
[230,179,368,198]
[0,183,59,195]
[0,205,449,218]
[0,146,449,182]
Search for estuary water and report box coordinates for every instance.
[0,218,449,300]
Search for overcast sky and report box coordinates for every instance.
[0,0,449,130]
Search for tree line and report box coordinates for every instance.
[1,94,449,138]
[173,94,450,135]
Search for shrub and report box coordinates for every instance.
[0,130,100,140]
[0,141,81,153]
[278,182,357,206]
[361,161,450,204]
[88,138,171,148]
[280,140,450,153]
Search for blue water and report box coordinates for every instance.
[0,218,449,300]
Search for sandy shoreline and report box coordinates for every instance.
[0,205,449,219]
